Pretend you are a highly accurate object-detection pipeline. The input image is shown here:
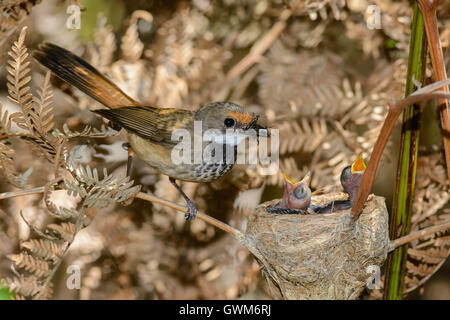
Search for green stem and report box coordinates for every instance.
[384,2,426,300]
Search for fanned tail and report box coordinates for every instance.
[33,43,140,109]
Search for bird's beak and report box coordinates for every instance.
[281,171,312,209]
[283,171,311,186]
[283,172,296,186]
[243,115,269,137]
[351,153,367,174]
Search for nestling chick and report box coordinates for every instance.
[340,153,367,204]
[311,154,367,214]
[277,171,314,214]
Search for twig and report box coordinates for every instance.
[0,184,242,237]
[418,0,450,182]
[0,187,45,200]
[19,210,58,241]
[135,192,242,237]
[0,133,33,140]
[389,221,450,251]
[224,9,292,82]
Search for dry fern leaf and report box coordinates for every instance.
[0,141,29,187]
[20,239,65,262]
[47,222,77,242]
[402,153,450,294]
[31,71,55,135]
[52,123,118,139]
[0,102,13,134]
[0,1,41,64]
[93,15,116,71]
[65,163,140,208]
[21,135,59,163]
[6,26,33,132]
[7,253,51,278]
[0,142,17,176]
[121,10,152,62]
[5,275,41,298]
[46,203,81,220]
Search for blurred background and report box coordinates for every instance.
[0,0,449,299]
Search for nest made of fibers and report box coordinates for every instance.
[243,192,389,300]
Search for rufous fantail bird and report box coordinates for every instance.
[33,43,266,220]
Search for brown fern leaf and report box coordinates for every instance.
[21,239,65,262]
[0,102,13,135]
[401,153,450,295]
[0,1,42,65]
[7,253,51,278]
[6,26,33,132]
[31,71,55,135]
[47,222,77,242]
[35,283,54,300]
[0,142,21,186]
[6,275,42,298]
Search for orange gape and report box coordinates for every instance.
[34,43,266,221]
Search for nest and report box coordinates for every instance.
[243,192,389,300]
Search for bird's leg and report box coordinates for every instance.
[169,177,197,221]
[122,142,134,178]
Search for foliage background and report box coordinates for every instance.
[0,0,449,299]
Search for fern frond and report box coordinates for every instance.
[0,102,13,134]
[0,142,22,187]
[64,179,87,198]
[21,239,65,262]
[31,71,54,135]
[6,26,33,132]
[7,253,51,278]
[278,118,328,155]
[52,123,118,139]
[47,222,77,242]
[6,276,42,297]
[73,166,139,208]
[21,135,58,163]
[47,203,81,220]
[84,177,139,208]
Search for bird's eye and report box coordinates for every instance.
[294,186,305,199]
[224,118,235,128]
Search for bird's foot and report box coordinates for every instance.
[122,143,135,178]
[184,200,198,221]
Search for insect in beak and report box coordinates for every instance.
[242,115,269,137]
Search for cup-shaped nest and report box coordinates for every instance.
[243,192,389,299]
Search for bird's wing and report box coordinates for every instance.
[34,43,140,109]
[93,106,194,145]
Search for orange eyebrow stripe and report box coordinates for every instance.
[227,112,253,124]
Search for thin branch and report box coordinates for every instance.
[389,221,450,251]
[0,187,45,200]
[418,0,450,182]
[0,133,33,140]
[0,185,243,238]
[135,192,242,237]
[224,8,292,82]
